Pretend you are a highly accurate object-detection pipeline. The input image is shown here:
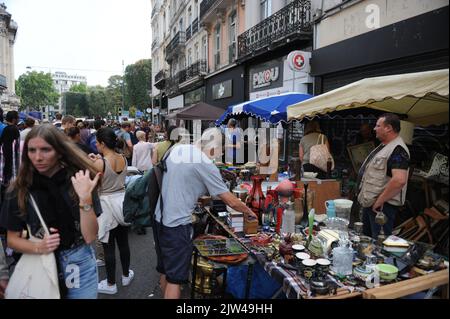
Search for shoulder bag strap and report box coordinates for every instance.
[157,145,176,225]
[316,133,322,145]
[29,194,50,236]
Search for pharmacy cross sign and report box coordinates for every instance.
[292,53,305,70]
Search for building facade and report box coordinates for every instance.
[51,71,87,116]
[0,3,19,111]
[310,0,449,94]
[152,0,209,123]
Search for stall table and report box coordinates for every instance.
[203,206,449,299]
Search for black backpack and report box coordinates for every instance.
[147,145,174,226]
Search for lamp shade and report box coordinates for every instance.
[400,120,415,145]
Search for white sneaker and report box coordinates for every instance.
[96,259,105,267]
[98,279,117,295]
[122,269,134,286]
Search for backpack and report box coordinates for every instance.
[122,146,174,227]
[0,122,6,139]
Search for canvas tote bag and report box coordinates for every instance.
[5,194,60,299]
[309,134,335,173]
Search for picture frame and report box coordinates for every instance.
[347,142,376,173]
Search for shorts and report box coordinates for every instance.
[152,221,193,285]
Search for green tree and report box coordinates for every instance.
[16,71,59,111]
[63,92,88,117]
[87,85,112,118]
[124,59,152,110]
[69,82,88,93]
[107,75,124,117]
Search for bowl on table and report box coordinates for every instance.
[376,264,398,282]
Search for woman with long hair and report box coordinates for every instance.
[88,127,133,295]
[0,124,102,299]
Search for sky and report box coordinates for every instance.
[4,0,152,86]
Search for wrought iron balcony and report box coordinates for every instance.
[200,0,219,20]
[154,70,167,90]
[238,0,312,61]
[166,75,181,97]
[186,25,192,41]
[192,18,199,34]
[165,31,186,61]
[184,60,207,82]
[155,70,166,83]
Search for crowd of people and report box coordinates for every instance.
[0,108,410,299]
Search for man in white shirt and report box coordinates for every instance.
[131,131,154,172]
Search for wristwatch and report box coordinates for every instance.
[79,203,93,212]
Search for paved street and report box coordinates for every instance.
[97,227,191,299]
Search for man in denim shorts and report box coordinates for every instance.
[153,128,256,299]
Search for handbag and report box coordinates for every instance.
[5,195,61,299]
[309,134,335,173]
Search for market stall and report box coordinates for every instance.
[196,193,449,299]
[286,69,449,125]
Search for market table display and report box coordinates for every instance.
[200,166,449,299]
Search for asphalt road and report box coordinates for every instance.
[97,227,191,299]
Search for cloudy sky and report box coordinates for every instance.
[5,0,151,86]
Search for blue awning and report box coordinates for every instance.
[216,92,313,125]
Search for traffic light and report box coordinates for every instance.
[118,107,122,116]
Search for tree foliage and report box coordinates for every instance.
[124,59,152,111]
[16,71,59,111]
[69,82,88,93]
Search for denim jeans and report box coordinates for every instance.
[57,244,98,299]
[362,203,399,239]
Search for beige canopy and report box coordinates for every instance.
[287,69,449,126]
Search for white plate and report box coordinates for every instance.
[295,252,310,260]
[302,259,317,266]
[292,244,305,251]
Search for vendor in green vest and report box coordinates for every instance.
[357,113,410,239]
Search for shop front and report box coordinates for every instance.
[205,64,245,110]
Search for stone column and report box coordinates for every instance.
[0,19,7,78]
[244,0,260,31]
[8,36,14,93]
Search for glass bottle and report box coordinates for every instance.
[280,198,296,235]
[331,239,354,276]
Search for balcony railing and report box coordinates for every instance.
[228,42,236,64]
[238,0,312,60]
[192,18,199,34]
[186,25,192,41]
[200,0,219,20]
[166,60,208,95]
[165,31,186,60]
[155,70,166,84]
[184,60,207,81]
[166,75,181,96]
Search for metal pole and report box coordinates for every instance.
[121,60,125,119]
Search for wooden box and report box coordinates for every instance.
[296,179,342,215]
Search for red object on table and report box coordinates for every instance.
[247,175,265,223]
